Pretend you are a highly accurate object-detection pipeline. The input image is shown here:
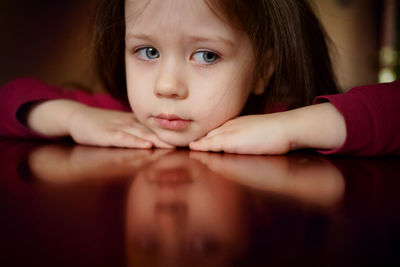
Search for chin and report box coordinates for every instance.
[157,131,199,147]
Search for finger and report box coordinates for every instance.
[146,136,175,149]
[122,128,174,149]
[189,138,208,151]
[190,135,225,152]
[205,118,238,138]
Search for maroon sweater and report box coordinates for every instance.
[1,78,399,155]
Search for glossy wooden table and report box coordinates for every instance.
[1,139,399,266]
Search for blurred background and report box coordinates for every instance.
[0,0,398,92]
[0,0,102,91]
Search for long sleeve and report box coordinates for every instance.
[314,81,400,156]
[0,77,129,138]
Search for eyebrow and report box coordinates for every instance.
[125,32,235,48]
[125,33,151,42]
[188,36,235,48]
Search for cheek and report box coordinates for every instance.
[189,69,253,121]
[127,86,145,112]
[126,66,153,116]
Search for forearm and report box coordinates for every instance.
[287,102,346,151]
[26,99,88,137]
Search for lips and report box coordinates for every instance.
[154,114,192,130]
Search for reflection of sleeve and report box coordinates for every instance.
[313,81,400,155]
[0,77,129,138]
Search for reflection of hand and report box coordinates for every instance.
[190,152,345,206]
[29,144,171,183]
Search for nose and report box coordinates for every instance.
[154,60,188,99]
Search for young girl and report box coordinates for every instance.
[1,0,399,155]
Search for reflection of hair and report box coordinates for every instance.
[94,0,338,110]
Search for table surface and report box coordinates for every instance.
[1,139,399,267]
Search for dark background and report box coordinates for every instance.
[0,0,394,91]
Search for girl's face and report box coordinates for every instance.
[125,0,263,146]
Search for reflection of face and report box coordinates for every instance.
[26,145,345,266]
[125,0,261,146]
[125,151,246,266]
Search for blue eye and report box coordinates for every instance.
[192,51,219,64]
[135,47,160,60]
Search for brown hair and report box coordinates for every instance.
[94,0,338,110]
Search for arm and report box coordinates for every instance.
[189,102,345,154]
[190,81,400,155]
[283,102,346,151]
[0,77,126,138]
[314,81,400,155]
[0,78,172,148]
[26,99,172,148]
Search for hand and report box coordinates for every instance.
[189,113,292,154]
[189,103,346,154]
[27,99,174,149]
[68,104,173,149]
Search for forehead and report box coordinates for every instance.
[125,0,212,21]
[124,0,237,39]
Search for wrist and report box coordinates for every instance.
[286,103,347,151]
[27,99,89,137]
